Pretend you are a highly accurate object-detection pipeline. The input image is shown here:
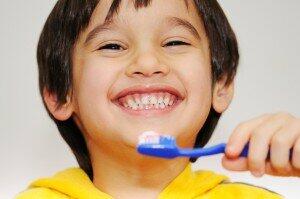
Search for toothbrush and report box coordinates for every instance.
[137,131,292,159]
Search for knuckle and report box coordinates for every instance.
[271,134,286,147]
[233,122,249,137]
[270,155,289,171]
[252,129,263,139]
[248,156,264,169]
[236,122,248,131]
[292,119,300,129]
[292,146,300,169]
[275,111,292,120]
[272,161,288,171]
[292,159,300,169]
[294,143,300,155]
[261,113,273,118]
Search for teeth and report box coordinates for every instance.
[157,94,164,104]
[157,92,165,109]
[163,93,170,106]
[127,97,138,110]
[141,95,149,105]
[119,92,179,110]
[150,96,157,105]
[133,94,144,110]
[159,102,165,109]
[169,95,175,106]
[144,103,152,110]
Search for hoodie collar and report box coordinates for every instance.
[30,167,113,199]
[158,164,228,198]
[30,163,227,199]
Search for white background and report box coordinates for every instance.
[1,1,300,198]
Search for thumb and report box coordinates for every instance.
[222,155,248,171]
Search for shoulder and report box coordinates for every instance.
[15,187,69,199]
[200,181,283,199]
[14,167,83,199]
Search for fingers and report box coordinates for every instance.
[222,156,300,177]
[270,119,300,175]
[247,116,283,177]
[222,156,248,171]
[226,114,271,158]
[292,136,300,170]
[224,112,300,178]
[264,162,300,177]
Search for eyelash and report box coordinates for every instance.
[98,43,124,51]
[97,40,190,51]
[163,40,190,47]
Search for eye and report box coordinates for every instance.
[98,43,125,51]
[164,40,190,47]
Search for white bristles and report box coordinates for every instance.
[138,131,160,145]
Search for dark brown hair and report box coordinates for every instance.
[37,0,239,180]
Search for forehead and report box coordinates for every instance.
[86,0,203,33]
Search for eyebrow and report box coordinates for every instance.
[84,16,200,45]
[165,16,201,40]
[84,20,115,45]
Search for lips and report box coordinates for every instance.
[111,85,185,113]
[112,85,184,101]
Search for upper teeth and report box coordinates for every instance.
[118,92,177,110]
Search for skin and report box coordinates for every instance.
[223,112,300,177]
[43,0,299,198]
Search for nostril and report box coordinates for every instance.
[131,70,163,77]
[133,72,143,75]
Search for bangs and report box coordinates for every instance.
[105,0,190,22]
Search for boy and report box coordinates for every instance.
[16,0,300,198]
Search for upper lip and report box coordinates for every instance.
[111,85,185,101]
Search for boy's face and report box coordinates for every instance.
[50,0,232,150]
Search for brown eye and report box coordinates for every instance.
[98,43,123,51]
[164,40,190,47]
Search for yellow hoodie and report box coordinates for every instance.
[16,164,282,199]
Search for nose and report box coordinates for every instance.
[125,49,170,78]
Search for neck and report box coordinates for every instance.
[88,139,190,199]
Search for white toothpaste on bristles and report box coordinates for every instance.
[138,131,160,145]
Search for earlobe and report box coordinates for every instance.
[212,77,234,113]
[43,88,73,121]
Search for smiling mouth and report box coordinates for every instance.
[111,85,185,116]
[119,92,179,109]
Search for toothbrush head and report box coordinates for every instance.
[137,131,180,159]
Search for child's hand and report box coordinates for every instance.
[222,112,300,177]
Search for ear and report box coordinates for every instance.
[43,88,73,121]
[212,76,234,113]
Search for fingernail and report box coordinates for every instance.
[226,145,234,153]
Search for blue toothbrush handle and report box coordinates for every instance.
[239,143,249,157]
[179,142,293,158]
[179,143,227,157]
[179,143,239,157]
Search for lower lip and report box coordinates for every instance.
[112,99,183,117]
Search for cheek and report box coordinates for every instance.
[187,64,212,107]
[72,59,118,136]
[187,69,212,127]
[174,52,213,144]
[176,49,212,108]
